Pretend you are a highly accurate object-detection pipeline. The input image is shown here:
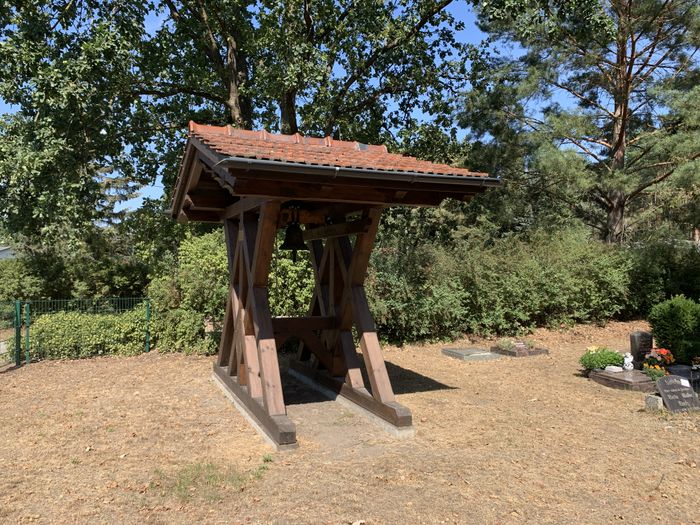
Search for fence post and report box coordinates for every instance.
[24,302,30,364]
[145,299,151,353]
[14,300,21,366]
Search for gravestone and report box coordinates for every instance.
[630,331,653,369]
[657,375,700,413]
[589,369,656,392]
[442,348,501,362]
[490,343,548,357]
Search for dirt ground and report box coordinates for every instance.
[0,320,698,524]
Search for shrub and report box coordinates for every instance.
[31,307,147,360]
[579,346,624,370]
[152,308,217,355]
[623,240,700,317]
[0,259,43,300]
[148,231,314,353]
[367,241,467,341]
[648,295,700,364]
[367,227,632,342]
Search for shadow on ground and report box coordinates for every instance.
[0,363,22,375]
[279,357,456,406]
[385,360,457,395]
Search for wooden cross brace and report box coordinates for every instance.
[212,199,412,448]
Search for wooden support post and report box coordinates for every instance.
[288,206,412,430]
[214,199,295,448]
[214,200,411,446]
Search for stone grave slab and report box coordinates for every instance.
[657,375,700,413]
[490,343,549,358]
[442,348,501,362]
[589,369,656,393]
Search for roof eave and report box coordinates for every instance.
[214,156,501,188]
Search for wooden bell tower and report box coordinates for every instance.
[171,122,499,448]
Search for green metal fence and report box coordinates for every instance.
[0,298,150,366]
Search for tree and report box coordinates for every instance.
[465,0,700,242]
[0,0,474,297]
[143,0,468,140]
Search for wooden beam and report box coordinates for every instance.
[221,197,266,220]
[251,201,280,288]
[271,316,336,334]
[179,209,222,223]
[288,361,412,428]
[213,364,297,447]
[227,166,489,195]
[232,178,449,206]
[303,217,372,242]
[186,160,204,193]
[186,190,231,210]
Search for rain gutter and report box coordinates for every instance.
[213,156,502,188]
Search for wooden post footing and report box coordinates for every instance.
[212,364,298,450]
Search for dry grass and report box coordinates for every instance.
[0,321,698,524]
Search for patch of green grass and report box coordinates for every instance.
[171,462,245,502]
[154,455,272,502]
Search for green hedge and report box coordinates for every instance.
[31,307,147,360]
[368,228,631,341]
[649,295,700,364]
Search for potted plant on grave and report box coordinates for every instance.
[579,346,624,376]
[641,348,675,381]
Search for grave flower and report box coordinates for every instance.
[641,348,675,381]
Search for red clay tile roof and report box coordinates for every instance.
[189,122,488,177]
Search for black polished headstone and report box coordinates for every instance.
[630,331,653,369]
[657,375,700,413]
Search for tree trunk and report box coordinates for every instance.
[280,90,298,135]
[605,189,626,243]
[225,39,251,129]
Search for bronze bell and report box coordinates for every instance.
[280,222,308,262]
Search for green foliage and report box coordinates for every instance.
[579,347,624,371]
[623,240,700,317]
[153,308,218,356]
[31,307,147,360]
[368,239,467,342]
[368,227,631,342]
[648,296,700,364]
[0,259,43,300]
[641,366,666,381]
[177,231,229,322]
[268,236,315,317]
[455,229,630,335]
[149,230,314,353]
